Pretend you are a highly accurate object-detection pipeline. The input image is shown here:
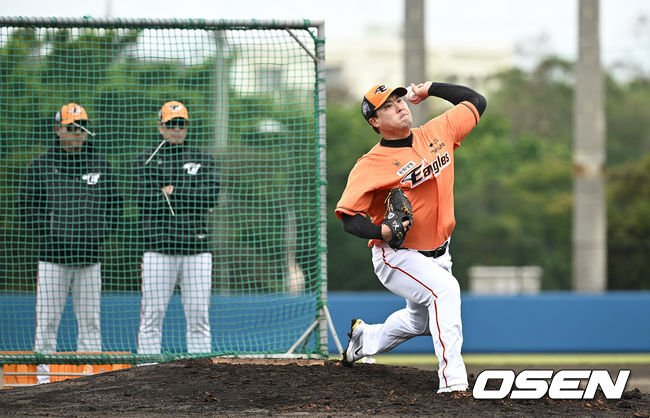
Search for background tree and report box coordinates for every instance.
[1,29,649,292]
[607,154,650,289]
[327,56,650,291]
[1,28,322,294]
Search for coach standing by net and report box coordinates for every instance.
[133,101,220,356]
[335,82,486,393]
[17,103,123,383]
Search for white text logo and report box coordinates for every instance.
[82,172,101,185]
[472,369,630,400]
[183,162,201,175]
[396,161,416,177]
[400,153,450,188]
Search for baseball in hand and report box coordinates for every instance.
[406,85,416,100]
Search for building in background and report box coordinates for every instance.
[326,25,512,102]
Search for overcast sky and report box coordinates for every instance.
[3,0,650,73]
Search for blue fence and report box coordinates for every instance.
[0,293,318,354]
[327,291,650,353]
[1,291,649,355]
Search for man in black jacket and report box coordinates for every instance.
[133,101,220,355]
[17,103,123,383]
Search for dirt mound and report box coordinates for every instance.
[0,358,647,417]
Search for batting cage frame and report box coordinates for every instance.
[0,16,339,385]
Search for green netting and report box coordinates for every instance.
[0,17,327,367]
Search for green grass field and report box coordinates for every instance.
[332,353,650,366]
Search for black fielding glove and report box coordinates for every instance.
[382,188,413,249]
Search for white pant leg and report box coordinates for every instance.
[360,299,430,355]
[34,262,73,384]
[179,253,212,353]
[71,263,102,353]
[369,244,467,388]
[137,252,179,354]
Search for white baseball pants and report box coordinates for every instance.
[363,242,467,388]
[35,261,102,384]
[137,252,212,355]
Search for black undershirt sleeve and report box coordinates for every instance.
[340,213,383,240]
[428,82,487,116]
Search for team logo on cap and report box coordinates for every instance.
[68,106,84,115]
[169,104,184,113]
[375,85,388,94]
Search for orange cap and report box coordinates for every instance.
[56,103,88,125]
[159,101,189,123]
[361,84,407,121]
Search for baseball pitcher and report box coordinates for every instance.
[335,82,486,393]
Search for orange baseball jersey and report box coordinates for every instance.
[335,101,480,250]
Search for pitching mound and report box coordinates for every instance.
[0,358,647,416]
